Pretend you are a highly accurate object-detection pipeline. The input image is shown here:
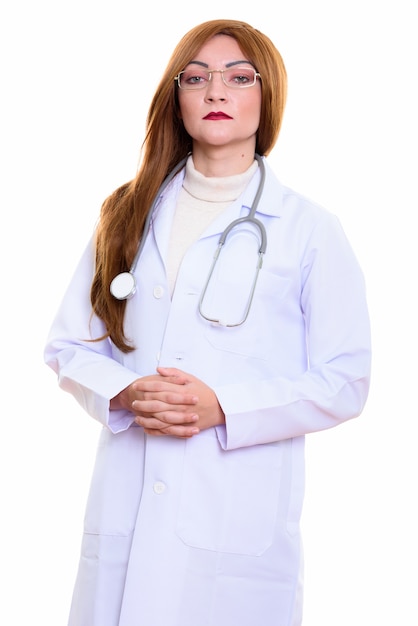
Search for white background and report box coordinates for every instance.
[1,1,417,624]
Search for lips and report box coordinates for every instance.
[203,112,232,120]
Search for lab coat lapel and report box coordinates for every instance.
[150,172,184,264]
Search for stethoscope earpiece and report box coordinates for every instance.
[110,271,137,300]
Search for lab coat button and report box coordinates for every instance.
[153,481,166,494]
[153,285,164,299]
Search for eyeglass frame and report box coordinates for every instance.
[174,66,261,90]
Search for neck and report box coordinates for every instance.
[191,145,256,177]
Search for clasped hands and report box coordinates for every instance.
[111,367,225,438]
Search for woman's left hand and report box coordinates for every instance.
[132,367,225,438]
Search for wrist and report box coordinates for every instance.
[110,384,134,411]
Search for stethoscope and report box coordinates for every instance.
[110,154,267,327]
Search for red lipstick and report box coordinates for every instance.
[203,112,232,120]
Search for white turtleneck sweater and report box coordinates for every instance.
[166,156,258,294]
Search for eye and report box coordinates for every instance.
[226,68,255,85]
[181,70,209,86]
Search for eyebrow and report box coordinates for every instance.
[186,59,254,69]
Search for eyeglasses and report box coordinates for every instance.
[175,66,261,90]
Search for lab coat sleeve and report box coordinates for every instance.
[44,238,140,433]
[214,211,372,450]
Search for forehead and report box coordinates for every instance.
[188,34,249,67]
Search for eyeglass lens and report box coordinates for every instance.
[178,67,257,89]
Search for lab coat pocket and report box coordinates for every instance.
[83,427,145,537]
[176,432,283,556]
[203,270,291,359]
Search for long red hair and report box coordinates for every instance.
[90,19,287,352]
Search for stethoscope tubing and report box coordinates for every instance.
[110,154,266,306]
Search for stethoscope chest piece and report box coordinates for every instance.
[110,271,136,300]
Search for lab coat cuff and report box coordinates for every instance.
[107,408,136,434]
[215,424,227,449]
[97,370,140,434]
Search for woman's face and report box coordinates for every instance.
[177,35,261,158]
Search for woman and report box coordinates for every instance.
[44,19,371,626]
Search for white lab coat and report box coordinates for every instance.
[44,158,371,626]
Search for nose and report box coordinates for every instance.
[204,71,228,101]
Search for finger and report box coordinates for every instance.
[136,415,200,436]
[133,380,197,402]
[132,379,174,394]
[132,395,197,414]
[142,424,200,439]
[134,409,199,427]
[156,367,190,383]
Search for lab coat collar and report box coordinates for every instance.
[193,157,284,240]
[241,157,284,218]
